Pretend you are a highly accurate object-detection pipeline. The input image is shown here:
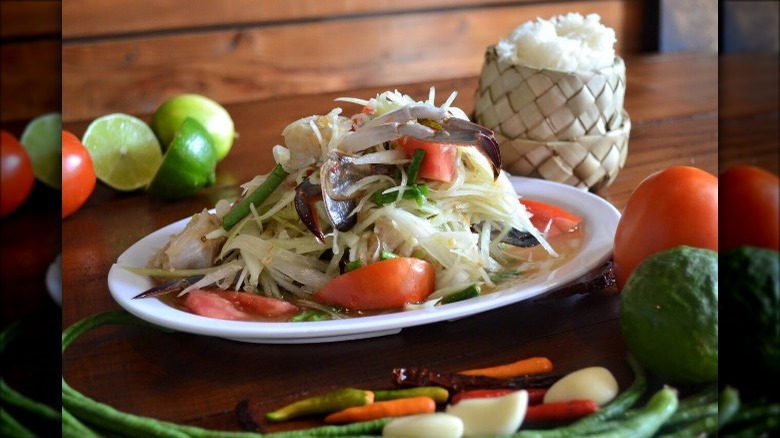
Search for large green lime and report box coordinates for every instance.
[619,246,718,384]
[81,114,163,191]
[150,94,234,162]
[147,117,217,200]
[720,246,779,393]
[20,113,62,189]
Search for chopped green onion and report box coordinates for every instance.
[406,148,426,184]
[222,164,288,231]
[438,284,481,305]
[380,250,399,260]
[373,184,428,206]
[345,260,363,272]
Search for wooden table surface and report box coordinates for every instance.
[52,52,777,433]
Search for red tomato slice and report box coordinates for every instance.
[185,289,298,321]
[314,257,436,310]
[520,199,583,237]
[398,137,458,183]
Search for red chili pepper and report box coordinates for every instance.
[524,399,599,423]
[526,388,548,405]
[450,389,517,405]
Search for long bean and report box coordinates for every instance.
[222,164,288,231]
[717,386,740,430]
[1,320,62,434]
[584,387,679,438]
[511,354,648,438]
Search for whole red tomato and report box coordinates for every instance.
[613,166,718,290]
[719,165,779,252]
[1,130,36,218]
[62,130,96,218]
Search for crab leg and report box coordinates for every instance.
[294,179,327,243]
[133,275,205,299]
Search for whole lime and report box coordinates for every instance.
[619,246,718,384]
[151,94,234,162]
[720,246,779,393]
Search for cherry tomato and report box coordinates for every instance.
[520,199,582,237]
[398,137,458,182]
[720,165,779,252]
[1,130,35,218]
[62,130,96,218]
[314,257,435,310]
[613,166,718,290]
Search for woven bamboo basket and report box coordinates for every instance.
[473,45,630,191]
[499,110,630,192]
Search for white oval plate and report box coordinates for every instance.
[108,176,620,343]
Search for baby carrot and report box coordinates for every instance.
[458,356,554,379]
[323,396,436,424]
[524,399,599,423]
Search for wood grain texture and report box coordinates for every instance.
[0,40,62,122]
[0,1,61,122]
[62,0,645,122]
[0,0,61,39]
[62,0,626,39]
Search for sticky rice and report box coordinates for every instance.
[495,13,616,72]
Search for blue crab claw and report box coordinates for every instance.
[502,228,540,247]
[294,179,326,243]
[133,275,205,299]
[434,117,502,180]
[295,155,361,242]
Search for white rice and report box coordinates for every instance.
[495,13,617,72]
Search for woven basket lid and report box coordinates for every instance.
[474,46,626,142]
[500,110,631,192]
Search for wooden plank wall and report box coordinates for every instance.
[0,1,62,123]
[61,0,649,123]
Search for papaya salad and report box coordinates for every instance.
[131,89,584,322]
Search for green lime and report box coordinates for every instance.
[721,246,779,392]
[150,94,235,162]
[81,113,163,191]
[20,112,62,189]
[620,246,718,384]
[147,117,217,200]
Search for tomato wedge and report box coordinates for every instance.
[398,137,457,183]
[314,257,436,310]
[185,289,298,321]
[520,199,582,237]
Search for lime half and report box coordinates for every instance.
[21,113,62,189]
[147,117,217,200]
[81,114,163,191]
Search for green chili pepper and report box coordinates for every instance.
[266,388,374,422]
[373,386,449,403]
[717,386,740,430]
[222,164,288,231]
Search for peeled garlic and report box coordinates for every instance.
[445,389,528,436]
[543,366,618,406]
[382,413,464,438]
